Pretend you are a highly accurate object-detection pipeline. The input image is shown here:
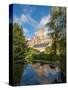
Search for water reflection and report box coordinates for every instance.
[20,64,65,85]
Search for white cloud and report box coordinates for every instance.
[37,15,50,29]
[23,8,32,14]
[13,16,23,26]
[26,15,38,27]
[13,14,27,25]
[44,27,49,36]
[13,14,50,38]
[25,37,31,41]
[35,15,50,37]
[23,27,29,34]
[21,14,28,23]
[23,28,31,40]
[13,14,38,27]
[13,16,19,24]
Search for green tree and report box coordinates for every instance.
[13,23,26,61]
[13,23,27,85]
[47,7,66,59]
[45,46,52,54]
[46,7,66,79]
[25,47,40,63]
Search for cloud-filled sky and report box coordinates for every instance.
[12,4,51,39]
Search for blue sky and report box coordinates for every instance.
[13,4,51,39]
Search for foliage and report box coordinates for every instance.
[33,52,53,61]
[46,7,66,59]
[12,23,27,85]
[13,23,27,62]
[45,46,52,54]
[46,7,66,76]
[25,47,40,63]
